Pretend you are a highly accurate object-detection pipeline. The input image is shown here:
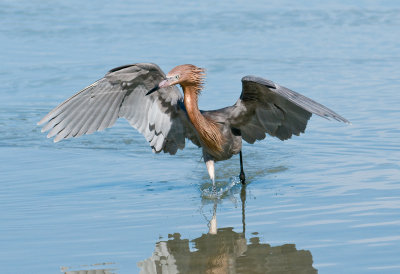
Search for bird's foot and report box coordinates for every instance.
[239,172,246,185]
[212,186,217,196]
[212,179,217,195]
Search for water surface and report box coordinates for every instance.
[1,0,400,273]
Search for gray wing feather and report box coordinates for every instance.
[38,63,195,154]
[228,76,349,142]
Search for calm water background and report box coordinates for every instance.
[1,0,400,273]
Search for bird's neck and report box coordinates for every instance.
[182,85,224,154]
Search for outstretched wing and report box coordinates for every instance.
[227,76,349,143]
[38,63,195,154]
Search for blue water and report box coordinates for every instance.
[1,0,400,273]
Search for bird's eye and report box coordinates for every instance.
[175,75,180,80]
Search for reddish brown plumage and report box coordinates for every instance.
[168,65,225,154]
[167,64,205,93]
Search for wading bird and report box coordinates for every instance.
[38,63,349,188]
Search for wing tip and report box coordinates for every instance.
[322,113,351,125]
[37,116,49,126]
[333,115,351,125]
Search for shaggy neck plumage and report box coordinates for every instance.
[182,85,224,154]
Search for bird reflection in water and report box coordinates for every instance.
[138,185,317,274]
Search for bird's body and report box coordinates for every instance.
[38,63,349,187]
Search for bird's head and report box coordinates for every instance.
[146,64,205,95]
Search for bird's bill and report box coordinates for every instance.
[145,79,171,96]
[145,85,160,96]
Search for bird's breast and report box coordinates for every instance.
[203,123,242,162]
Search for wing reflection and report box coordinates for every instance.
[61,263,116,274]
[138,185,317,274]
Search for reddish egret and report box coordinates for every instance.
[38,63,349,187]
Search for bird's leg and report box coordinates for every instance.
[239,150,246,185]
[205,159,216,192]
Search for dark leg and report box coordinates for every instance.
[239,150,246,184]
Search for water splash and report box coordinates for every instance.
[201,176,243,199]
